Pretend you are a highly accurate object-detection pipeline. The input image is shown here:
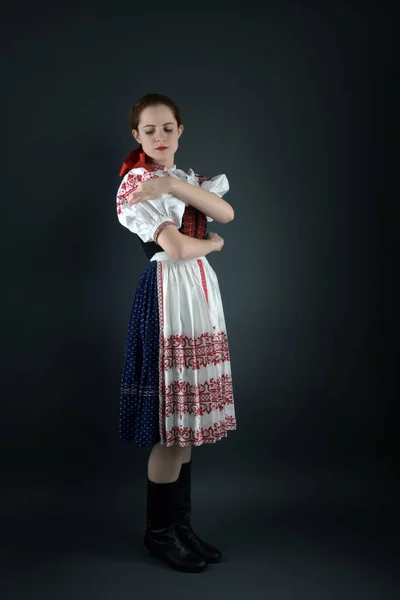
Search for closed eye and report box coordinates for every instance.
[145,128,174,135]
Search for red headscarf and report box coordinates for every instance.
[119,145,159,177]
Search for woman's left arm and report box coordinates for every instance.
[171,179,234,224]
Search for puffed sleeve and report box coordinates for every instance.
[195,173,230,222]
[116,168,186,243]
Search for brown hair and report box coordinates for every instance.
[129,93,182,131]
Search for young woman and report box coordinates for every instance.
[116,93,237,573]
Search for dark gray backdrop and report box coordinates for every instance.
[1,1,395,598]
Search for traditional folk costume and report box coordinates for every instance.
[117,148,237,447]
[116,147,237,572]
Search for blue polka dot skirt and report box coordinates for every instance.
[119,253,237,447]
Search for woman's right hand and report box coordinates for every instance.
[207,231,224,252]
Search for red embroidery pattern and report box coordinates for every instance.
[164,417,236,446]
[117,172,139,214]
[195,174,212,238]
[196,210,207,240]
[164,374,233,417]
[180,205,208,239]
[183,174,211,239]
[197,259,208,305]
[116,171,160,215]
[180,204,196,238]
[163,331,229,371]
[154,221,176,244]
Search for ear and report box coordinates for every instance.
[177,124,184,139]
[132,129,140,144]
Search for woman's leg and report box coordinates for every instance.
[148,442,191,483]
[181,446,192,464]
[145,442,206,573]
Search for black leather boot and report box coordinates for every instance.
[175,461,222,563]
[144,477,207,573]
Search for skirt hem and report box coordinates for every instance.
[119,426,237,448]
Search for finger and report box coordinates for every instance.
[128,194,142,205]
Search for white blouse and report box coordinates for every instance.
[116,167,229,243]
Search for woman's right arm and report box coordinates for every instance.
[157,225,223,261]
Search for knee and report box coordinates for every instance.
[152,442,191,456]
[152,442,183,459]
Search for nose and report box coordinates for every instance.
[155,128,166,142]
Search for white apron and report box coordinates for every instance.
[151,251,236,446]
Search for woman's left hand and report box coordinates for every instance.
[128,175,173,205]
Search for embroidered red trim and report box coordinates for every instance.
[196,259,208,305]
[164,416,237,446]
[116,171,162,215]
[163,331,230,372]
[154,221,177,244]
[164,373,234,420]
[181,205,208,239]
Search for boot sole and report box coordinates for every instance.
[204,555,222,564]
[144,540,207,573]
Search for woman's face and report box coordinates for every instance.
[133,104,183,167]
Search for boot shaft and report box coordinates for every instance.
[146,478,179,526]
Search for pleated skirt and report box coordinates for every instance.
[119,252,236,447]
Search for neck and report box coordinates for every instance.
[149,154,175,170]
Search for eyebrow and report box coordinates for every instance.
[143,122,175,128]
